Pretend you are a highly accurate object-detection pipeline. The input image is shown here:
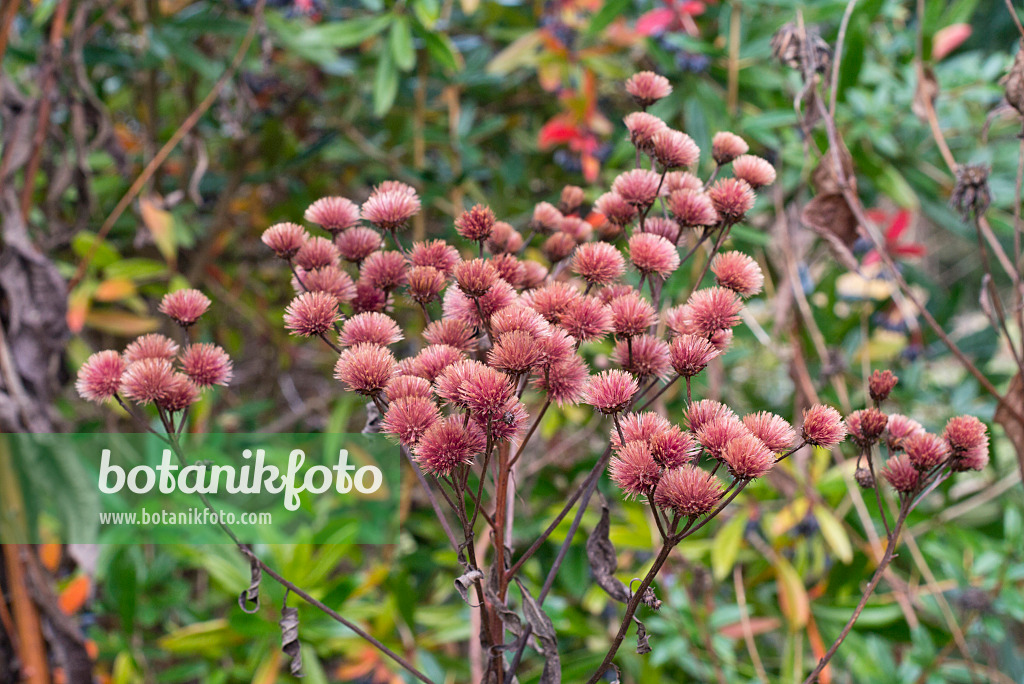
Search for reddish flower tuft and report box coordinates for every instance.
[609,441,662,499]
[488,253,526,287]
[156,373,200,412]
[625,71,673,108]
[711,251,764,297]
[642,217,679,243]
[284,291,339,337]
[943,415,988,457]
[846,408,888,449]
[801,405,847,448]
[536,328,576,368]
[339,312,403,347]
[524,282,582,325]
[120,358,175,405]
[305,196,361,233]
[722,433,775,479]
[435,360,485,408]
[407,266,447,304]
[413,415,486,475]
[294,236,340,271]
[629,233,680,278]
[124,334,179,364]
[409,239,461,275]
[594,192,638,226]
[462,365,516,421]
[455,204,496,243]
[624,112,667,152]
[742,412,796,453]
[611,411,671,449]
[886,414,925,452]
[533,355,589,406]
[453,258,499,297]
[542,232,577,263]
[654,466,724,517]
[711,131,749,165]
[664,171,703,194]
[572,242,626,285]
[881,455,920,493]
[732,155,776,189]
[708,178,756,222]
[491,304,549,339]
[489,330,543,374]
[423,319,477,352]
[686,399,734,433]
[262,222,308,259]
[869,369,899,403]
[667,189,719,229]
[159,289,211,327]
[385,374,433,402]
[598,284,636,304]
[475,397,527,442]
[77,350,127,403]
[531,202,564,233]
[361,189,420,231]
[294,265,357,303]
[412,344,466,383]
[608,292,657,338]
[652,129,700,169]
[351,280,389,314]
[685,287,743,338]
[613,334,671,380]
[487,221,524,254]
[559,185,586,214]
[383,397,440,447]
[561,295,613,343]
[583,369,638,414]
[442,280,516,327]
[335,227,384,264]
[613,169,662,208]
[669,334,720,378]
[361,250,409,291]
[696,415,750,460]
[333,343,396,396]
[904,432,950,471]
[179,343,233,388]
[650,427,699,469]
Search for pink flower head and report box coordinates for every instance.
[339,312,402,347]
[351,280,388,314]
[623,112,667,152]
[156,373,199,413]
[412,344,466,383]
[294,265,357,304]
[801,404,847,448]
[487,221,523,254]
[712,131,749,165]
[598,284,636,304]
[284,291,338,337]
[664,304,690,336]
[696,415,750,460]
[333,343,396,396]
[708,178,756,222]
[410,239,461,276]
[335,227,384,264]
[383,397,440,447]
[454,258,499,297]
[361,189,420,231]
[424,319,477,352]
[407,265,447,304]
[732,155,776,189]
[611,411,670,449]
[435,360,485,408]
[532,355,589,405]
[652,129,699,169]
[524,282,582,325]
[613,169,662,208]
[846,408,889,448]
[463,365,516,421]
[952,444,990,472]
[667,189,719,229]
[179,343,233,388]
[664,171,703,194]
[685,287,743,338]
[669,334,720,378]
[886,414,925,452]
[650,427,699,469]
[583,369,638,414]
[869,369,899,403]
[686,399,734,433]
[120,358,175,405]
[475,397,527,442]
[654,466,724,517]
[742,412,795,453]
[629,233,680,278]
[711,251,764,297]
[531,202,564,234]
[413,415,486,475]
[304,196,361,233]
[904,432,950,471]
[558,216,592,243]
[159,289,211,327]
[613,334,671,380]
[710,328,733,353]
[609,441,662,499]
[371,180,418,198]
[489,330,543,374]
[608,292,657,338]
[642,217,679,243]
[361,250,409,291]
[626,71,673,108]
[442,280,516,327]
[294,236,341,271]
[560,185,586,214]
[542,232,577,263]
[881,455,920,494]
[488,254,526,288]
[561,295,613,343]
[262,222,308,259]
[722,433,775,479]
[124,334,179,364]
[455,204,496,243]
[385,374,433,402]
[594,192,638,227]
[943,415,988,455]
[491,304,550,339]
[76,350,126,403]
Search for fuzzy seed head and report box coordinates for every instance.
[652,129,700,169]
[120,358,175,405]
[305,196,361,233]
[262,222,308,258]
[685,287,743,338]
[801,405,847,448]
[708,178,756,222]
[654,466,724,517]
[711,251,764,297]
[712,131,749,165]
[732,155,776,189]
[669,334,720,378]
[904,432,950,471]
[609,441,662,499]
[572,242,625,286]
[667,189,719,228]
[454,258,499,297]
[124,334,179,364]
[383,397,440,447]
[629,233,680,278]
[455,204,496,243]
[608,292,657,338]
[385,374,433,402]
[156,373,200,412]
[721,433,775,479]
[624,112,668,152]
[613,334,671,381]
[868,369,899,403]
[284,291,339,337]
[294,236,341,271]
[696,415,750,460]
[333,343,396,396]
[881,455,920,494]
[886,414,925,452]
[360,250,409,291]
[531,202,564,233]
[361,189,420,231]
[561,295,613,343]
[613,169,662,208]
[594,192,638,226]
[409,239,461,276]
[423,319,477,352]
[532,355,589,406]
[407,265,447,304]
[335,227,384,263]
[742,412,796,453]
[294,265,357,304]
[625,71,673,107]
[179,343,233,388]
[159,289,211,327]
[583,370,638,414]
[413,415,486,475]
[76,350,127,403]
[339,312,403,347]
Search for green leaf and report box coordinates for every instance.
[71,232,120,270]
[297,14,393,49]
[412,0,441,28]
[390,15,416,72]
[813,504,853,564]
[373,50,399,116]
[711,510,749,581]
[587,0,630,36]
[422,30,463,72]
[486,30,542,76]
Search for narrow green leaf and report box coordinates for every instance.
[391,15,416,72]
[412,0,441,29]
[423,30,463,73]
[813,504,853,564]
[711,510,749,581]
[587,0,631,36]
[296,14,393,49]
[373,50,399,116]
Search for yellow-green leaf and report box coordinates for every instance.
[94,278,138,303]
[813,504,854,564]
[158,618,234,655]
[711,510,749,581]
[84,310,160,337]
[775,555,810,630]
[139,196,177,265]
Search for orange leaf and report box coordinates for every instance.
[775,556,810,630]
[38,544,61,572]
[58,575,91,615]
[94,278,137,303]
[84,310,160,337]
[933,24,971,61]
[807,612,832,684]
[718,616,782,640]
[67,287,92,333]
[139,196,177,265]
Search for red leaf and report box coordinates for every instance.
[933,24,971,61]
[636,8,675,36]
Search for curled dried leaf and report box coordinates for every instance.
[238,555,261,614]
[279,598,304,677]
[586,505,630,603]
